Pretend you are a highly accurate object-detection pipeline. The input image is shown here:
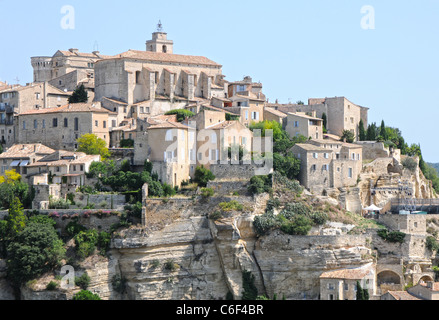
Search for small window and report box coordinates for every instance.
[103,121,106,129]
[53,118,58,127]
[313,153,318,159]
[348,168,353,178]
[95,120,99,127]
[34,120,38,129]
[64,118,68,127]
[323,164,328,171]
[136,71,141,84]
[22,121,26,130]
[311,164,317,171]
[294,121,299,128]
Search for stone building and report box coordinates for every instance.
[407,282,439,300]
[26,150,100,187]
[95,27,227,121]
[0,83,71,147]
[285,112,323,140]
[291,140,363,194]
[271,97,369,141]
[0,143,55,177]
[31,48,111,94]
[223,76,266,127]
[319,263,376,300]
[263,107,287,126]
[16,102,115,151]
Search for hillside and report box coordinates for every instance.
[427,163,439,175]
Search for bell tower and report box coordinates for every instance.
[146,20,174,54]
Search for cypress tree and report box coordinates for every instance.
[380,120,388,141]
[322,113,328,133]
[359,119,366,141]
[68,84,88,103]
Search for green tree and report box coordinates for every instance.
[340,130,355,143]
[7,220,65,285]
[322,113,328,133]
[73,290,101,300]
[68,84,88,103]
[164,109,195,122]
[77,133,110,160]
[359,119,367,141]
[366,122,378,141]
[6,197,26,237]
[273,153,301,180]
[242,270,258,300]
[194,166,215,187]
[380,120,388,141]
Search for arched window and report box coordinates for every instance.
[162,45,167,53]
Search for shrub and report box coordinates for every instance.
[75,272,91,290]
[66,221,87,237]
[162,183,176,197]
[46,281,59,291]
[74,229,99,259]
[248,175,272,195]
[209,211,223,221]
[73,290,101,300]
[98,232,111,255]
[280,215,313,236]
[426,236,439,252]
[201,187,214,198]
[194,166,215,187]
[402,157,418,172]
[165,109,195,122]
[112,275,127,294]
[150,259,160,269]
[253,213,281,236]
[219,200,244,212]
[378,229,406,243]
[164,259,179,272]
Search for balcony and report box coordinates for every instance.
[0,119,13,125]
[5,106,14,113]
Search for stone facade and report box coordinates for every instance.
[0,83,70,147]
[285,112,323,140]
[16,102,113,150]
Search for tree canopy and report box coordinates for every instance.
[77,134,110,160]
[68,84,88,103]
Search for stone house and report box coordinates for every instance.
[223,76,266,127]
[319,263,376,300]
[270,97,369,141]
[26,150,100,187]
[291,140,363,194]
[0,82,71,147]
[285,112,323,140]
[263,107,287,126]
[291,143,333,194]
[16,102,115,151]
[0,143,55,178]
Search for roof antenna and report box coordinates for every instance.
[93,40,99,52]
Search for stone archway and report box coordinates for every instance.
[418,275,434,284]
[377,270,401,285]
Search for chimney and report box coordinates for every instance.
[312,110,317,118]
[92,51,100,55]
[69,48,79,54]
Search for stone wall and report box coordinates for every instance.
[210,163,265,181]
[378,214,427,235]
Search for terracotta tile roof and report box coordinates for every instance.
[58,50,112,60]
[386,291,421,300]
[148,120,189,130]
[264,107,287,118]
[287,112,322,121]
[18,103,111,115]
[206,121,236,130]
[202,105,238,115]
[109,50,221,67]
[0,144,55,159]
[293,143,330,152]
[146,114,178,125]
[102,97,129,105]
[319,267,372,280]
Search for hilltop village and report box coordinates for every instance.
[0,25,438,301]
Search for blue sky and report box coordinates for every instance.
[0,0,438,161]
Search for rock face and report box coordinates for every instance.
[358,156,437,210]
